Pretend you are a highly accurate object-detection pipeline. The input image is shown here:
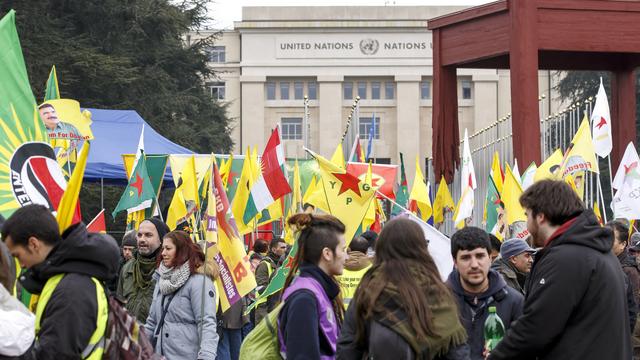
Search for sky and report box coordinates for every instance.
[207,0,495,29]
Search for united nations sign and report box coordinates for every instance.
[276,33,431,59]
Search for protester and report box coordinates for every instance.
[488,234,501,262]
[118,217,169,323]
[337,218,469,359]
[1,204,120,359]
[254,238,287,324]
[252,239,269,257]
[360,230,378,258]
[630,233,640,261]
[488,180,632,360]
[0,214,16,295]
[217,299,250,360]
[338,235,372,308]
[0,282,34,360]
[491,238,535,296]
[121,229,137,262]
[278,213,347,359]
[446,226,524,360]
[144,230,219,359]
[607,220,640,334]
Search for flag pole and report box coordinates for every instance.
[596,174,608,224]
[607,155,615,201]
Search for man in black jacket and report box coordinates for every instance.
[489,180,632,360]
[2,204,120,360]
[446,226,524,360]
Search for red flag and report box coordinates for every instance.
[86,209,106,233]
[346,162,398,199]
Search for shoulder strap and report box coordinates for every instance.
[155,293,177,338]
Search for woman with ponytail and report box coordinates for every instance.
[337,217,470,360]
[278,213,348,360]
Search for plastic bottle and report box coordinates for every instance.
[484,306,505,352]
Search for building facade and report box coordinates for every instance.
[193,6,563,181]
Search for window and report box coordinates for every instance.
[385,81,394,99]
[207,82,225,101]
[266,82,276,100]
[357,82,367,99]
[281,118,303,140]
[421,80,431,100]
[294,81,304,100]
[207,46,226,63]
[359,116,380,140]
[371,81,381,100]
[343,82,353,100]
[308,82,317,100]
[280,82,290,100]
[461,80,472,100]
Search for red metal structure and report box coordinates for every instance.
[428,0,640,182]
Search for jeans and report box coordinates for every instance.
[216,328,243,360]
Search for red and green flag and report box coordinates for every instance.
[112,150,156,218]
[392,152,409,216]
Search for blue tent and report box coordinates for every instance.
[84,108,193,184]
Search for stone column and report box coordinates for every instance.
[472,73,499,131]
[318,75,344,158]
[240,75,266,152]
[396,75,422,186]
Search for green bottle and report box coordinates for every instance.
[484,306,505,352]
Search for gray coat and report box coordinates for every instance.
[144,272,219,359]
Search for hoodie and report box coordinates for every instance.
[446,269,524,360]
[489,210,632,360]
[20,223,120,360]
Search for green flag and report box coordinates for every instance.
[0,10,49,218]
[246,239,299,313]
[44,65,60,101]
[113,150,156,218]
[485,176,504,240]
[391,152,409,216]
[143,154,168,217]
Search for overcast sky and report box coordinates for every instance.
[207,0,495,29]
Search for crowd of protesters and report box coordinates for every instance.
[0,179,638,359]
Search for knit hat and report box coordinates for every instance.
[629,232,640,252]
[121,229,137,247]
[142,217,170,242]
[500,238,536,260]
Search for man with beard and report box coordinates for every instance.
[489,180,631,360]
[446,226,524,360]
[117,218,169,323]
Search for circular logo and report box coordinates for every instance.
[359,39,379,55]
[9,142,67,211]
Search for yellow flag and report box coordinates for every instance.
[313,150,376,245]
[56,141,89,233]
[166,185,189,231]
[305,176,330,212]
[593,201,603,226]
[362,163,377,231]
[169,154,211,187]
[204,155,218,262]
[303,176,318,204]
[491,152,504,194]
[180,155,200,210]
[560,115,599,177]
[564,173,580,197]
[220,154,233,189]
[409,155,432,221]
[284,160,303,245]
[503,164,526,225]
[433,176,455,224]
[331,143,346,169]
[534,149,563,182]
[231,147,258,234]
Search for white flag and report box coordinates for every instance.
[611,142,640,218]
[512,158,521,185]
[460,128,477,193]
[612,142,640,190]
[520,162,537,190]
[406,214,453,280]
[454,186,474,224]
[591,78,612,158]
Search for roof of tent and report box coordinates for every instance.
[84,108,193,184]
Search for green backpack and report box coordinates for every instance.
[239,303,284,360]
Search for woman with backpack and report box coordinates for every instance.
[278,213,348,359]
[144,230,220,359]
[336,217,470,360]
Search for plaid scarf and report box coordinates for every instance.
[372,265,467,359]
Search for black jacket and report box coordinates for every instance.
[336,299,470,360]
[446,269,524,360]
[279,263,340,360]
[489,210,632,360]
[19,223,120,360]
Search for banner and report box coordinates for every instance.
[346,162,398,199]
